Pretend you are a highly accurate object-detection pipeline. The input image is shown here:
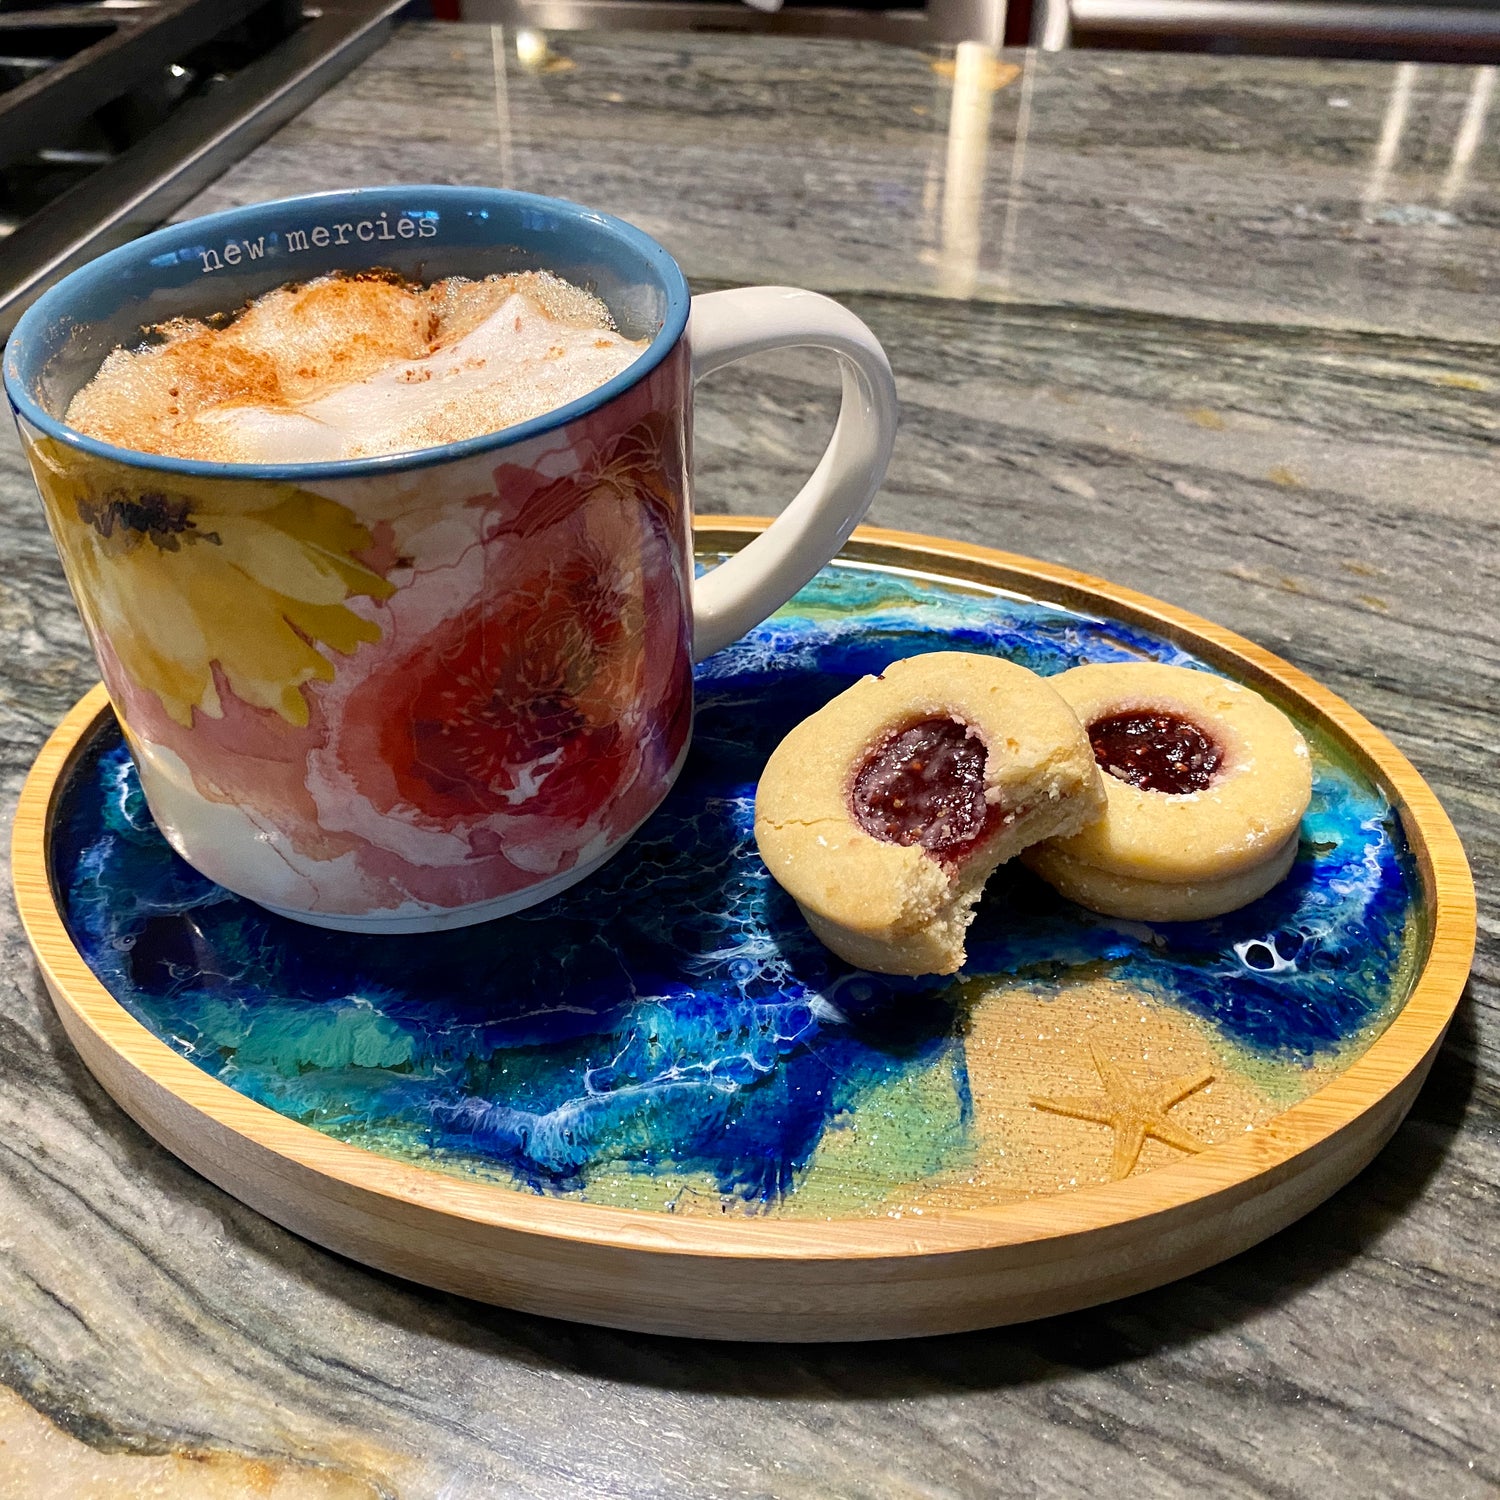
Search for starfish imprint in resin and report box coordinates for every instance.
[1030,1034,1214,1181]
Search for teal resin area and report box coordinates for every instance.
[51,561,1423,1214]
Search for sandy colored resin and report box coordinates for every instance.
[1024,662,1312,920]
[754,651,1105,975]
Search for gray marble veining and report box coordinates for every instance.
[186,26,1500,340]
[0,22,1495,1500]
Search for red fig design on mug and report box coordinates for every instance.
[304,411,693,906]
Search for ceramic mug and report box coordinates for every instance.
[5,186,897,933]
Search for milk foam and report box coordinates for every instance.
[64,272,648,465]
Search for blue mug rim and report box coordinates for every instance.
[2,185,692,482]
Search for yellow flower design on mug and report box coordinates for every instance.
[26,436,394,727]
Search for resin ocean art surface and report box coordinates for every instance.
[51,561,1422,1217]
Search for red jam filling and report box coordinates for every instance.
[1089,710,1223,794]
[851,716,997,857]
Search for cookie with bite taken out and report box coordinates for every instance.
[754,652,1106,976]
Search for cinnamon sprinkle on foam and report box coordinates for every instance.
[65,270,647,464]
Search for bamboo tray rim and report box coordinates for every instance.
[11,518,1477,1265]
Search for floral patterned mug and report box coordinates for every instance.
[5,187,897,932]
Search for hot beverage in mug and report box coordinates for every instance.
[4,187,897,934]
[66,270,648,464]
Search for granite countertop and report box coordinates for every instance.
[0,22,1494,1499]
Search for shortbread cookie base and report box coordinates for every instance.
[755,652,1105,976]
[799,784,1103,975]
[1024,830,1300,923]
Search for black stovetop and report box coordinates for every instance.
[0,0,407,335]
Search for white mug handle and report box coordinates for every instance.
[688,287,898,661]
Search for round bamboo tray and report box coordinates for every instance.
[11,520,1475,1342]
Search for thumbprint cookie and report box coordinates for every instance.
[1022,662,1312,922]
[754,652,1106,976]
